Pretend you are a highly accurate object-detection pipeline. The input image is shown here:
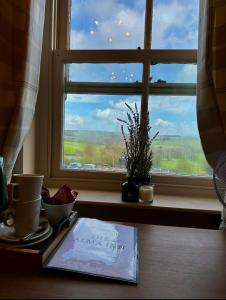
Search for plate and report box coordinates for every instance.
[0,225,53,248]
[0,216,51,243]
[12,226,53,248]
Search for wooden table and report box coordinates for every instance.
[0,223,226,299]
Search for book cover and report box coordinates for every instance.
[43,218,138,283]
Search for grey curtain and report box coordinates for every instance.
[197,0,226,169]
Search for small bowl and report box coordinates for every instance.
[42,199,76,226]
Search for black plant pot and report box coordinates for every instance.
[133,176,151,186]
[121,177,139,202]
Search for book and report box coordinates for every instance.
[43,217,139,283]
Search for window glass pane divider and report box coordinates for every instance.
[51,52,65,174]
[150,50,197,64]
[144,0,153,49]
[65,82,142,95]
[64,83,196,95]
[53,49,197,64]
[149,84,196,95]
[65,89,142,95]
[57,0,70,49]
[65,82,142,88]
[141,60,150,125]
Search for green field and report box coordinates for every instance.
[63,130,212,176]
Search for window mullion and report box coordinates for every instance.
[141,0,153,127]
[53,49,197,64]
[58,0,70,50]
[149,83,196,95]
[144,0,153,50]
[141,60,150,127]
[64,82,196,96]
[65,82,142,95]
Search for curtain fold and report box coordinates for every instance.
[197,0,226,169]
[0,0,46,181]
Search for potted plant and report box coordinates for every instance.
[134,115,159,185]
[117,102,158,202]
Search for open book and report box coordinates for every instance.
[43,217,138,283]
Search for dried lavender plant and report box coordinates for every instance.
[117,103,159,178]
[135,111,159,178]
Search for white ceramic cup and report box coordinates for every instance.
[1,197,42,237]
[42,199,75,226]
[8,174,44,203]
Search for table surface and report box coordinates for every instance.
[0,223,226,299]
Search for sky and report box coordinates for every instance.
[64,0,199,137]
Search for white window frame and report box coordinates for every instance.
[36,0,215,197]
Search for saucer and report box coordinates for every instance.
[0,216,51,243]
[12,226,53,248]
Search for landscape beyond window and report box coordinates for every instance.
[63,94,211,176]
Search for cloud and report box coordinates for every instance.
[151,63,197,84]
[70,0,198,50]
[71,0,125,20]
[109,98,140,110]
[155,118,172,127]
[64,95,198,136]
[64,114,84,130]
[68,63,108,82]
[152,0,199,49]
[95,108,112,119]
[70,0,144,49]
[93,98,141,126]
[176,64,197,83]
[154,118,198,136]
[150,96,195,114]
[66,94,101,103]
[68,62,142,84]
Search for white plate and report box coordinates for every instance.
[0,216,51,243]
[12,226,53,248]
[0,226,53,248]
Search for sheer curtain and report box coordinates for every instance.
[0,0,46,183]
[197,0,226,169]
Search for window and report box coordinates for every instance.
[38,0,213,193]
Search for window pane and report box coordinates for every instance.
[150,64,197,83]
[67,63,142,83]
[70,0,145,49]
[63,94,141,170]
[149,96,211,176]
[152,0,199,49]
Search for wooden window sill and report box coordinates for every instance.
[49,188,221,212]
[47,188,222,229]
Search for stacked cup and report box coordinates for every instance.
[1,174,44,238]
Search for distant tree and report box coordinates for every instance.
[81,144,96,164]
